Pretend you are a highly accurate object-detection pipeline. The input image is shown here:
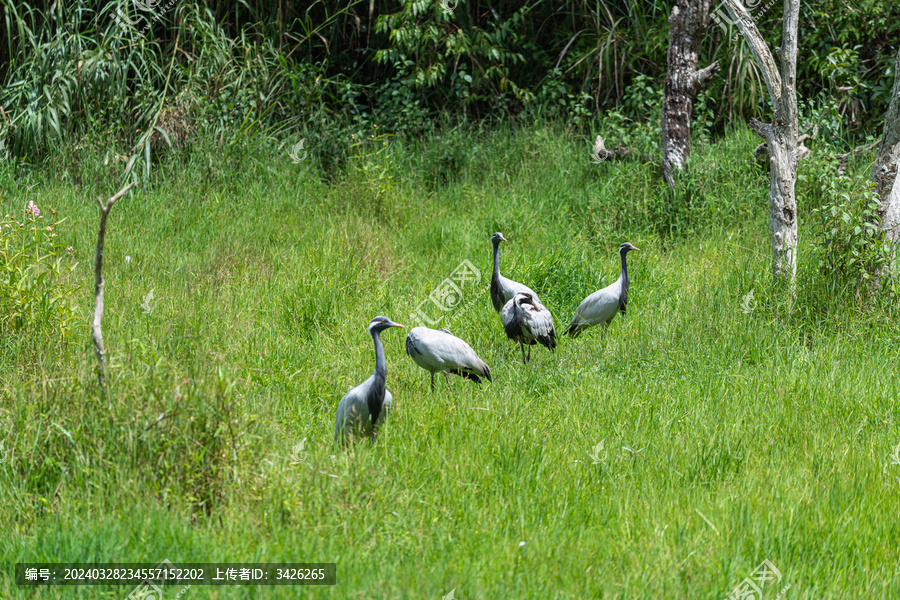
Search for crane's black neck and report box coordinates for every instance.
[492,242,501,278]
[372,328,387,375]
[490,243,505,312]
[619,247,630,300]
[368,329,387,423]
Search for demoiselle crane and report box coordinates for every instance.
[567,242,640,339]
[490,232,542,312]
[500,292,557,364]
[334,316,404,444]
[406,327,492,390]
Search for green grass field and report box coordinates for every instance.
[2,125,900,598]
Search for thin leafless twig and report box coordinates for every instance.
[93,182,137,400]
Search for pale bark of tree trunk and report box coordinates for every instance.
[722,0,800,285]
[661,0,719,187]
[93,182,136,400]
[872,48,900,243]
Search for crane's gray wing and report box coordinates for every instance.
[375,389,392,427]
[523,302,557,350]
[500,298,516,327]
[432,332,479,369]
[335,383,369,442]
[500,298,523,341]
[571,283,620,329]
[500,275,541,305]
[406,328,443,373]
[434,330,491,380]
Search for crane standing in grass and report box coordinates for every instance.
[490,232,542,311]
[335,316,404,444]
[406,327,492,390]
[501,292,557,364]
[567,243,640,339]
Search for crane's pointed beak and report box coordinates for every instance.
[392,323,406,328]
[632,246,641,251]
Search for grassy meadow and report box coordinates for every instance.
[2,125,900,598]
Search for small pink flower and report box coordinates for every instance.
[26,201,40,217]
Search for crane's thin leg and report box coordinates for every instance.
[430,373,435,391]
[444,372,450,386]
[527,345,532,364]
[519,341,527,365]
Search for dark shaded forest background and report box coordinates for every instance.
[0,0,897,167]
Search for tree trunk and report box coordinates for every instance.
[722,0,800,285]
[661,0,719,187]
[873,48,900,243]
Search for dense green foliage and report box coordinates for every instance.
[1,0,898,162]
[0,201,79,339]
[2,125,900,598]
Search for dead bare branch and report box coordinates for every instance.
[92,181,137,400]
[592,136,653,164]
[755,137,879,175]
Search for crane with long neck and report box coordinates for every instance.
[334,316,404,444]
[367,321,389,422]
[566,243,640,339]
[490,232,541,312]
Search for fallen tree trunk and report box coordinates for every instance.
[591,136,653,164]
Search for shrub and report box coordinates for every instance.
[0,200,80,337]
[808,170,894,298]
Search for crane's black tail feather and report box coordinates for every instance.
[451,369,482,384]
[538,333,557,350]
